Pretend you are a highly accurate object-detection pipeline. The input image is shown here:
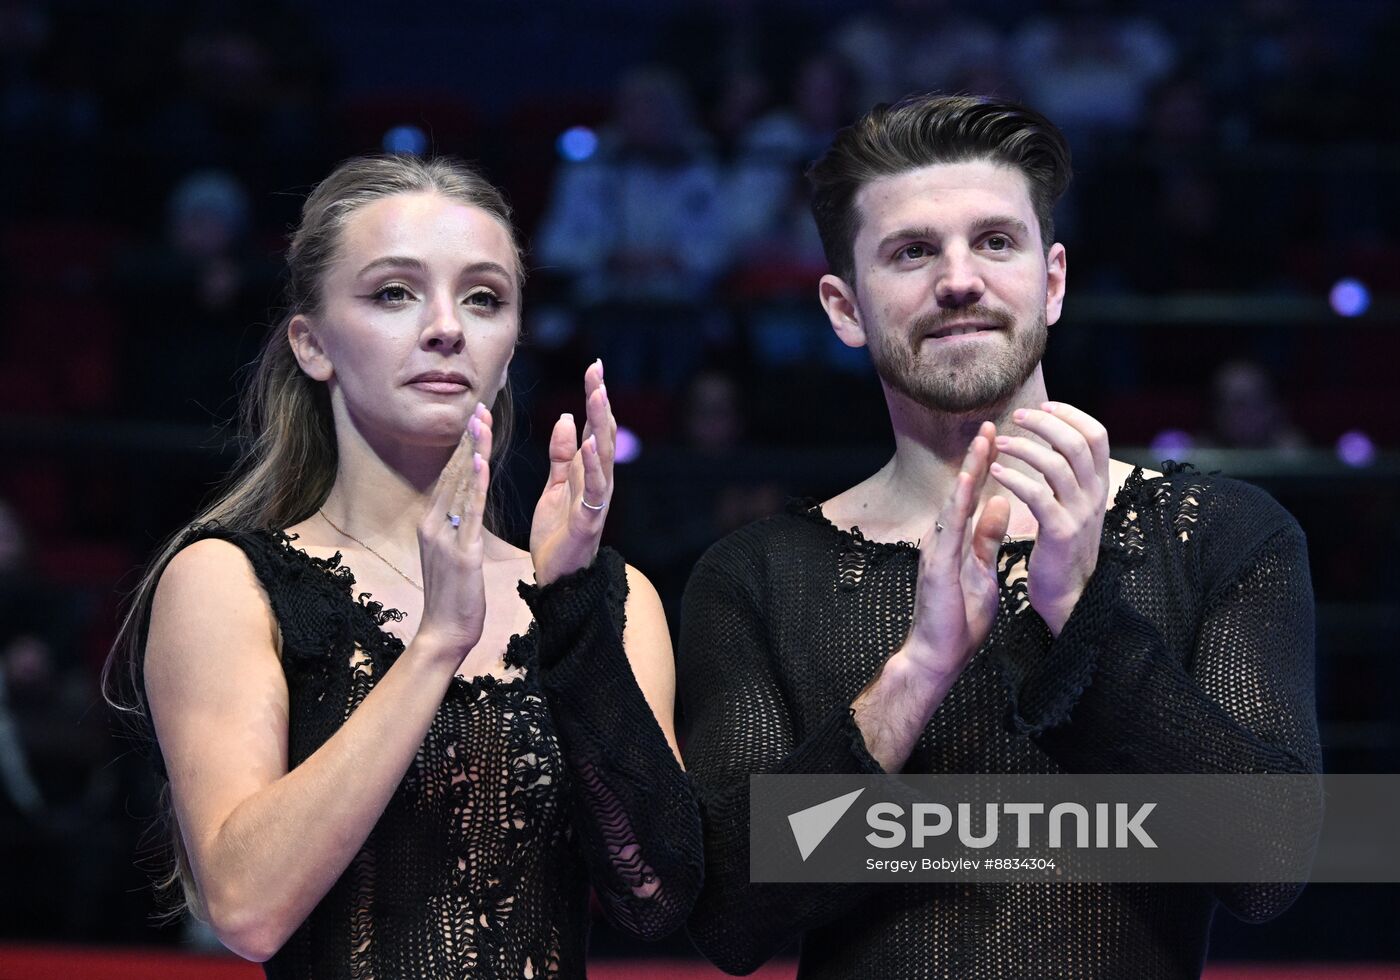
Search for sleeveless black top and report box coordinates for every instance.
[160,525,703,979]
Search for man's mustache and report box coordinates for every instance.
[908,306,1016,344]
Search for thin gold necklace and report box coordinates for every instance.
[317,509,423,592]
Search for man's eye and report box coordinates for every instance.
[372,284,413,303]
[985,235,1011,251]
[900,244,931,260]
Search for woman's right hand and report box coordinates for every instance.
[416,402,493,660]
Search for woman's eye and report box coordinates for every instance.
[372,284,413,303]
[464,290,502,310]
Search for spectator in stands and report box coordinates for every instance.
[535,66,728,386]
[1201,360,1307,452]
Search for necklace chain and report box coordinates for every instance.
[317,509,423,592]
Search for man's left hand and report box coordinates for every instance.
[989,402,1111,637]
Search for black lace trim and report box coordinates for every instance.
[186,521,539,702]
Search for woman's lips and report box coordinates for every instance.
[409,380,470,394]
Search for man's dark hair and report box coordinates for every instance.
[807,94,1072,284]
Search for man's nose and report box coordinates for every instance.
[934,245,985,308]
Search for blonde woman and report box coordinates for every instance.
[105,155,701,978]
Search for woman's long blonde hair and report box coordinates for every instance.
[103,154,524,917]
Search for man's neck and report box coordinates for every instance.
[824,370,1049,543]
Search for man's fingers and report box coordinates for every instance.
[970,495,1010,568]
[993,436,1078,503]
[1013,408,1098,491]
[1043,401,1110,473]
[989,461,1064,534]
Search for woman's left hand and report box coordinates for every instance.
[531,359,616,586]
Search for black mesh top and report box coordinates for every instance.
[678,464,1320,980]
[161,526,702,979]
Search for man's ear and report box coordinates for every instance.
[820,273,866,349]
[288,313,333,382]
[1044,242,1067,327]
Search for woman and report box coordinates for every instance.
[104,155,702,978]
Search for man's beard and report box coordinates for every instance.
[867,304,1047,415]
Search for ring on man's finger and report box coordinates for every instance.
[447,512,463,528]
[580,497,608,512]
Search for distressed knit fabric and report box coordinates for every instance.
[151,527,702,979]
[678,464,1320,980]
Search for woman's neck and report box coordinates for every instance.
[316,416,456,563]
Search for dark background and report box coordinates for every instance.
[0,0,1396,967]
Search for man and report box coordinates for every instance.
[678,95,1319,979]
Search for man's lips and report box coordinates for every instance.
[922,322,1003,340]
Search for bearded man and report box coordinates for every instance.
[677,94,1320,979]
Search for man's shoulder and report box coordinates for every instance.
[689,502,832,591]
[1133,462,1302,556]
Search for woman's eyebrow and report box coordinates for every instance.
[355,257,512,282]
[356,255,427,278]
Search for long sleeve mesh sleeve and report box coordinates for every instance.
[992,483,1322,922]
[519,548,703,942]
[678,547,888,975]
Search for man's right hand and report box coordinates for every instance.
[852,424,1010,772]
[899,422,1010,687]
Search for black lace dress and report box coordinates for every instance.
[147,526,702,979]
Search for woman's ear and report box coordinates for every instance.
[288,314,333,382]
[820,273,867,348]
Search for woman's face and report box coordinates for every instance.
[293,191,520,448]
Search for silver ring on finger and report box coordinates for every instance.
[446,512,463,528]
[934,521,946,533]
[580,496,608,512]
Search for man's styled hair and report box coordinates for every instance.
[807,94,1072,283]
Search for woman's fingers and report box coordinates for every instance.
[579,358,604,442]
[547,412,579,489]
[428,403,486,517]
[578,434,609,518]
[585,377,615,468]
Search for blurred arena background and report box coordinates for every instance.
[0,0,1396,976]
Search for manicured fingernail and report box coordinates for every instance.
[562,412,573,423]
[596,357,605,376]
[587,434,598,451]
[473,452,484,472]
[990,461,1004,474]
[468,416,481,438]
[598,382,607,398]
[995,436,1009,448]
[1013,409,1027,422]
[1043,401,1058,412]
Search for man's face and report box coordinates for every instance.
[828,159,1066,415]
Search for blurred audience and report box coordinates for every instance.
[1200,360,1308,452]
